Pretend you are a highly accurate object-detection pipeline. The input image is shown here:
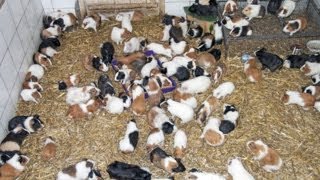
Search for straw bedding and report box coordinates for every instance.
[16,16,320,179]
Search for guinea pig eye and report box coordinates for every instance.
[311,78,316,83]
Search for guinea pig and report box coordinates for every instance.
[283,54,309,69]
[229,26,253,37]
[242,4,266,20]
[83,54,108,72]
[22,81,43,91]
[169,25,184,43]
[311,73,320,85]
[147,106,177,134]
[267,0,283,15]
[174,130,187,159]
[20,88,42,103]
[41,137,57,160]
[197,33,214,52]
[57,159,97,180]
[146,128,165,151]
[149,147,186,173]
[174,66,191,82]
[121,13,133,32]
[53,13,78,31]
[283,17,307,36]
[301,85,320,100]
[8,115,44,133]
[247,140,283,172]
[24,64,44,82]
[192,66,210,77]
[147,43,172,58]
[212,62,227,84]
[38,38,60,57]
[247,0,260,4]
[214,20,223,44]
[244,56,262,82]
[33,52,52,70]
[43,15,54,29]
[131,84,147,116]
[281,90,316,110]
[103,94,127,114]
[119,92,132,109]
[67,98,103,119]
[197,52,217,68]
[66,85,100,105]
[187,25,203,38]
[300,61,320,76]
[173,87,197,109]
[166,99,194,123]
[115,65,137,85]
[196,95,220,125]
[278,0,296,18]
[107,161,151,180]
[170,38,187,56]
[0,153,29,179]
[119,119,139,154]
[100,41,115,65]
[200,117,225,146]
[111,27,131,45]
[0,126,30,152]
[144,77,164,107]
[180,76,211,94]
[228,157,254,180]
[0,151,20,166]
[254,48,283,72]
[161,24,172,42]
[221,15,249,30]
[150,69,173,89]
[222,0,238,16]
[188,0,219,16]
[213,81,235,99]
[219,104,239,134]
[41,25,61,39]
[117,51,145,65]
[141,56,158,78]
[186,168,226,180]
[124,37,145,54]
[82,13,103,32]
[178,16,188,37]
[97,74,115,98]
[58,74,80,91]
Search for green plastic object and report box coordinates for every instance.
[183,6,218,22]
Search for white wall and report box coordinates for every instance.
[41,0,76,14]
[0,0,44,139]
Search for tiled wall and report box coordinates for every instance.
[41,0,76,14]
[0,0,44,140]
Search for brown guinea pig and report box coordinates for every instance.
[117,52,145,65]
[131,84,146,116]
[41,137,57,160]
[244,56,262,82]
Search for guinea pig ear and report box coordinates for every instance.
[301,86,307,92]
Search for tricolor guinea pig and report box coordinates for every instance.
[107,161,151,180]
[119,119,139,154]
[41,25,61,40]
[146,128,165,152]
[58,74,80,91]
[200,117,225,146]
[141,56,158,79]
[196,95,220,125]
[22,81,43,92]
[147,106,177,134]
[53,13,78,31]
[115,65,137,86]
[111,26,131,45]
[8,115,44,133]
[221,15,250,30]
[186,168,226,180]
[20,88,42,103]
[242,4,266,20]
[56,159,97,180]
[278,0,296,18]
[282,90,316,110]
[83,54,108,72]
[131,84,147,116]
[41,137,57,160]
[229,26,253,37]
[247,140,283,172]
[0,126,30,152]
[174,130,187,159]
[197,33,214,52]
[244,56,262,82]
[67,98,103,119]
[283,17,307,36]
[33,52,52,70]
[302,85,320,100]
[228,157,254,180]
[222,0,238,16]
[254,48,283,72]
[0,153,29,179]
[24,64,44,82]
[300,61,320,76]
[188,25,203,38]
[82,13,102,32]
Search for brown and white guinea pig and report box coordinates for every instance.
[8,115,44,133]
[302,85,320,100]
[115,65,137,86]
[117,51,145,65]
[140,56,158,79]
[22,81,43,91]
[67,98,103,119]
[144,77,164,107]
[66,85,100,105]
[149,147,186,174]
[131,84,146,116]
[229,26,253,37]
[300,61,320,76]
[83,54,108,72]
[200,117,225,146]
[197,33,214,52]
[196,95,220,125]
[281,90,316,110]
[146,128,165,152]
[283,17,307,36]
[278,0,296,18]
[24,64,44,82]
[185,168,226,180]
[146,43,173,58]
[41,25,61,39]
[20,88,42,103]
[0,126,30,152]
[57,159,98,180]
[111,26,131,45]
[58,74,80,91]
[174,130,187,159]
[82,13,102,32]
[173,87,197,109]
[212,62,227,84]
[150,69,173,89]
[147,106,177,134]
[53,13,78,31]
[244,56,262,82]
[119,119,139,154]
[242,4,266,20]
[221,15,250,30]
[228,157,254,180]
[33,52,52,70]
[0,153,29,179]
[41,137,57,160]
[116,10,144,21]
[196,52,217,68]
[247,140,283,172]
[222,0,238,16]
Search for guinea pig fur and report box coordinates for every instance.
[244,56,262,82]
[278,0,296,18]
[300,61,320,76]
[173,87,197,109]
[119,119,139,154]
[20,88,42,103]
[8,115,44,133]
[222,0,238,16]
[58,74,80,91]
[247,140,283,172]
[124,37,145,54]
[311,73,320,85]
[302,85,320,100]
[147,106,177,134]
[98,74,115,98]
[66,86,100,105]
[196,95,220,125]
[144,77,164,107]
[150,69,173,88]
[186,168,226,180]
[254,48,283,72]
[147,43,172,58]
[221,15,249,30]
[82,13,102,32]
[169,25,184,43]
[116,51,145,65]
[41,137,57,160]
[115,10,144,22]
[174,66,191,82]
[228,157,254,180]
[33,52,52,70]
[83,54,108,72]
[25,64,44,82]
[247,0,260,4]
[100,41,115,64]
[200,117,225,146]
[149,147,186,173]
[54,13,78,31]
[213,81,235,99]
[111,27,131,45]
[106,161,151,180]
[197,33,214,52]
[0,153,29,179]
[282,90,316,110]
[283,17,307,36]
[212,62,227,84]
[180,76,211,94]
[230,26,253,37]
[314,101,320,112]
[57,159,96,180]
[104,94,126,114]
[141,56,158,78]
[174,130,187,159]
[267,0,283,15]
[242,4,266,20]
[115,65,137,85]
[283,54,309,69]
[121,13,133,32]
[41,25,61,39]
[214,20,223,44]
[219,104,239,134]
[0,126,30,152]
[67,98,103,119]
[192,66,210,77]
[187,25,203,38]
[161,24,172,41]
[146,128,165,152]
[22,81,43,91]
[170,38,187,56]
[166,99,194,123]
[131,84,147,116]
[197,52,217,68]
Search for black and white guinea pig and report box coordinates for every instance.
[169,26,184,43]
[97,74,115,98]
[39,37,61,50]
[162,14,174,25]
[230,26,253,37]
[100,41,115,64]
[8,115,44,133]
[107,161,152,180]
[208,48,221,61]
[192,66,210,77]
[187,25,203,38]
[119,119,139,153]
[283,54,309,68]
[174,66,191,82]
[0,150,21,166]
[219,104,239,134]
[83,54,108,72]
[302,85,320,99]
[0,126,30,152]
[267,0,283,15]
[214,20,223,44]
[254,48,283,72]
[312,74,320,85]
[43,15,54,29]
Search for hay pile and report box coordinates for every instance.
[16,16,320,179]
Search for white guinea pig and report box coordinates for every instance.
[278,0,296,18]
[228,157,254,180]
[121,13,133,32]
[123,37,145,54]
[180,76,212,94]
[166,99,194,123]
[174,130,187,159]
[146,43,172,58]
[213,82,235,99]
[111,27,131,45]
